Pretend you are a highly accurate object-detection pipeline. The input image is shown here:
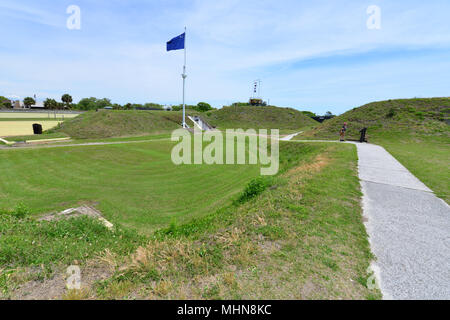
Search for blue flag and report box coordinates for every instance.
[167,33,185,51]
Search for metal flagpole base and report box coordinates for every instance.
[182,72,187,129]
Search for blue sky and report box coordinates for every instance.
[0,0,449,115]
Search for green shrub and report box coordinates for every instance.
[415,111,425,120]
[386,108,396,118]
[236,176,272,204]
[12,203,30,219]
[0,203,31,219]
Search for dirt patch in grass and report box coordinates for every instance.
[10,260,113,300]
[39,205,114,229]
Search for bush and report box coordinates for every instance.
[236,176,272,204]
[386,108,396,118]
[0,203,31,219]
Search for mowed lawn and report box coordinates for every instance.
[0,139,261,233]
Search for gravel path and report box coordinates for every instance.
[355,143,450,300]
[0,138,171,150]
[280,131,303,141]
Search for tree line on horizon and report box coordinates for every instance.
[0,94,214,113]
[1,94,332,117]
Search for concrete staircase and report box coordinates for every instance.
[187,115,214,131]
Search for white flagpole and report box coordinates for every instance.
[182,27,187,128]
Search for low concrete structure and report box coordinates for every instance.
[187,115,214,131]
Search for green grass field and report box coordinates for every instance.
[80,142,378,300]
[0,139,262,233]
[0,140,379,299]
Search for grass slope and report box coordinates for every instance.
[53,110,184,139]
[55,106,317,140]
[205,106,317,132]
[0,139,261,233]
[87,142,379,299]
[301,98,450,203]
[303,97,449,140]
[1,141,380,299]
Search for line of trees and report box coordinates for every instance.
[2,92,214,113]
[43,94,73,110]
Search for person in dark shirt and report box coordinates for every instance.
[339,122,347,141]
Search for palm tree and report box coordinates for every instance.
[61,94,73,109]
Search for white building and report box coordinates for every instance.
[12,100,44,109]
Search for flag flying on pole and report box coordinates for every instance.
[166,33,185,51]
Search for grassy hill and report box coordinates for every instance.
[52,110,184,139]
[204,105,317,132]
[303,98,450,140]
[301,97,450,203]
[53,106,317,139]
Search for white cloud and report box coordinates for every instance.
[0,0,64,27]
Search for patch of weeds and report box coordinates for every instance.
[103,280,135,299]
[62,288,91,300]
[222,272,237,288]
[287,204,309,218]
[386,108,396,118]
[0,269,15,298]
[202,283,221,299]
[415,111,425,120]
[257,225,286,240]
[236,176,273,204]
[320,257,339,271]
[0,211,145,270]
[366,292,381,300]
[11,203,31,219]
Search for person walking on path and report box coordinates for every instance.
[339,122,348,141]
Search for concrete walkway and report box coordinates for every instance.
[0,138,172,150]
[354,143,450,300]
[280,131,303,141]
